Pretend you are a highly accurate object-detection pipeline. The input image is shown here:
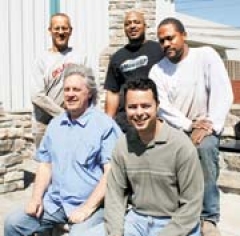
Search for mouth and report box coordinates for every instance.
[66,100,77,105]
[57,34,67,40]
[133,117,147,126]
[164,48,175,57]
[128,30,139,36]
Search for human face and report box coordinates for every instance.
[64,74,91,119]
[158,23,187,63]
[125,89,158,135]
[49,15,72,52]
[124,12,146,42]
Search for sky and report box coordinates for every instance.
[175,0,240,28]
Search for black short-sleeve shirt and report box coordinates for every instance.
[104,40,163,93]
[104,40,163,132]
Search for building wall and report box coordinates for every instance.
[0,0,49,111]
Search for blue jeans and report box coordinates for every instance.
[4,206,104,236]
[83,210,200,236]
[196,134,220,223]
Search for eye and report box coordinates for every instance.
[73,88,81,92]
[159,36,175,44]
[127,104,137,109]
[141,104,151,109]
[52,26,70,32]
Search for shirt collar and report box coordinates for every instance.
[154,120,169,144]
[126,119,169,151]
[60,105,95,127]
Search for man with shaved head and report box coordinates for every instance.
[104,10,163,132]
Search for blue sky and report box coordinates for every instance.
[175,0,240,28]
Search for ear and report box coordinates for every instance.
[48,27,52,36]
[69,27,73,36]
[88,92,92,99]
[182,31,187,41]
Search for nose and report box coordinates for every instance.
[129,22,136,29]
[65,89,75,97]
[59,28,64,33]
[136,106,144,116]
[162,39,171,48]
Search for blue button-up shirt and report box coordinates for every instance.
[36,105,121,216]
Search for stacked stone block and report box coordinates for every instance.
[218,110,240,194]
[0,108,34,194]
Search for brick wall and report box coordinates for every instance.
[0,109,34,194]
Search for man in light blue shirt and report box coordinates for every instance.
[4,64,121,236]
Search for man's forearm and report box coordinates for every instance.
[105,91,120,118]
[82,164,111,212]
[32,95,64,118]
[31,162,52,201]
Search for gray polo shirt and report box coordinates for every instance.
[105,121,204,236]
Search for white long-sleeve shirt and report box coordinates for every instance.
[149,46,233,134]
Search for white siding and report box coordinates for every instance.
[60,0,109,83]
[0,0,49,111]
[0,0,108,111]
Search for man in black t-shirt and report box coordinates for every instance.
[104,10,163,132]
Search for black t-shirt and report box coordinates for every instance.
[104,40,163,93]
[104,40,163,132]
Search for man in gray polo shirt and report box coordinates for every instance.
[84,78,204,236]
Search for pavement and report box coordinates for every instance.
[0,159,240,236]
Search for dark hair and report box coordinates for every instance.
[123,78,159,105]
[158,17,186,34]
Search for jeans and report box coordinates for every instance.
[196,134,220,223]
[4,207,104,236]
[83,210,200,236]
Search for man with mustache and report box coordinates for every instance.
[104,10,163,132]
[149,17,233,236]
[31,13,86,148]
[83,78,204,236]
[4,64,121,236]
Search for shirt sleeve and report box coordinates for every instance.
[100,119,122,165]
[203,47,233,134]
[104,56,122,93]
[149,66,193,131]
[30,57,65,117]
[35,123,53,163]
[104,143,129,236]
[158,141,204,236]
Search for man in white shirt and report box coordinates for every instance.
[31,13,86,147]
[149,17,233,236]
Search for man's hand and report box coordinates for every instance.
[190,119,213,145]
[25,198,43,218]
[192,119,212,131]
[190,128,212,145]
[68,205,93,224]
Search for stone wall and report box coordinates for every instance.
[218,108,240,194]
[0,106,34,194]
